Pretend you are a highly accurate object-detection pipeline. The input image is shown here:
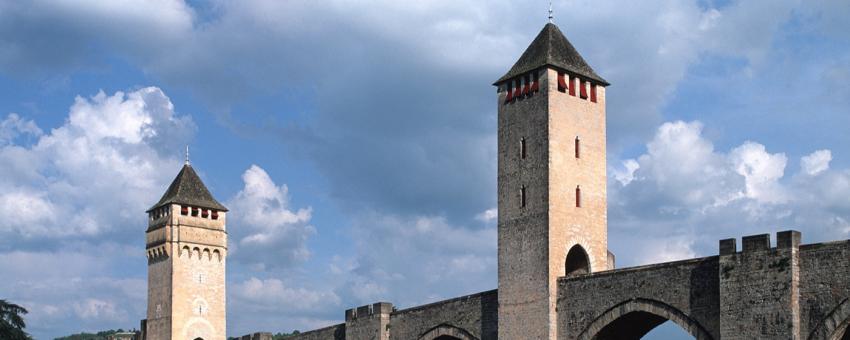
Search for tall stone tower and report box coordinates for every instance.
[495,23,610,340]
[145,163,228,340]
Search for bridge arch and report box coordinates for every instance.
[808,298,850,340]
[577,298,713,340]
[418,324,478,340]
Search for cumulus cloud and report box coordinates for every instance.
[0,87,197,338]
[0,87,193,239]
[610,121,850,266]
[227,165,314,270]
[801,149,832,176]
[0,113,42,145]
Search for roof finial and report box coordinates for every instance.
[185,145,190,165]
[548,1,554,24]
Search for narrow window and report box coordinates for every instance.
[521,185,527,208]
[505,80,513,103]
[576,186,582,208]
[181,205,188,215]
[557,72,567,93]
[211,210,219,220]
[590,84,598,103]
[191,207,199,217]
[520,137,527,159]
[580,79,588,99]
[575,136,580,158]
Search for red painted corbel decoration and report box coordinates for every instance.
[558,72,567,92]
[580,79,588,99]
[590,84,597,103]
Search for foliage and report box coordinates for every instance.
[54,329,134,340]
[273,331,300,340]
[228,330,300,340]
[0,299,32,340]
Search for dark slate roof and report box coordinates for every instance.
[148,164,228,212]
[494,23,608,86]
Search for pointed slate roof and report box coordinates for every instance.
[148,164,228,212]
[494,23,608,86]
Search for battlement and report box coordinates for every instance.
[719,230,801,255]
[344,302,393,321]
[235,332,272,340]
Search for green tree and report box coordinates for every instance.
[0,299,32,340]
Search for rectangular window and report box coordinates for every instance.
[590,84,597,103]
[557,72,567,93]
[575,137,580,158]
[568,76,576,96]
[576,186,582,208]
[580,79,588,99]
[191,207,199,217]
[181,205,188,215]
[520,138,527,159]
[521,186,527,208]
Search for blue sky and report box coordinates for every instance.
[2,1,850,339]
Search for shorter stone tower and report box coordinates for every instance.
[145,163,228,340]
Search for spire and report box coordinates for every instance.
[494,23,608,86]
[147,164,228,212]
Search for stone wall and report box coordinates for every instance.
[557,255,719,340]
[718,231,800,339]
[388,289,497,340]
[799,240,850,339]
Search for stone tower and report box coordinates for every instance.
[145,163,228,340]
[495,23,610,340]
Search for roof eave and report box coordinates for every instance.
[493,64,610,87]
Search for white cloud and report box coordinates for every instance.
[801,149,832,176]
[227,165,314,269]
[611,120,850,266]
[612,159,640,186]
[0,87,193,239]
[729,142,787,203]
[475,208,497,222]
[0,113,42,145]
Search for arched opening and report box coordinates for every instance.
[418,324,478,340]
[578,299,712,340]
[838,327,850,340]
[565,245,590,277]
[592,312,696,339]
[807,298,850,340]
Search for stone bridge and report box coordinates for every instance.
[241,230,850,339]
